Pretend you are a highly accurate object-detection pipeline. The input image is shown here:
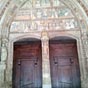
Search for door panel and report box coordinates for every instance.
[21,59,34,88]
[50,41,81,88]
[13,42,42,88]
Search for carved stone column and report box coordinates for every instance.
[0,62,6,88]
[81,32,88,88]
[0,38,8,88]
[82,33,88,74]
[1,39,8,62]
[41,31,51,88]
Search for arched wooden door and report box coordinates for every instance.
[49,38,81,88]
[13,39,42,88]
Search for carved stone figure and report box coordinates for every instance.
[1,39,8,62]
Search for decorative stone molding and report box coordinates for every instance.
[82,33,88,64]
[79,33,88,84]
[10,18,79,33]
[77,0,88,16]
[0,0,11,20]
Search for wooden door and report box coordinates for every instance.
[49,40,81,88]
[13,42,42,88]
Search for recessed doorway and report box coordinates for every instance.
[49,36,81,88]
[12,38,42,88]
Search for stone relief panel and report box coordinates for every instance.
[10,18,78,32]
[10,0,79,33]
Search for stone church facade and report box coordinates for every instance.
[0,0,88,88]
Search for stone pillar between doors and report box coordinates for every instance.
[41,31,52,88]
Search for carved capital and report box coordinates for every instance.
[41,31,49,41]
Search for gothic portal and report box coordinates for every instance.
[0,0,88,88]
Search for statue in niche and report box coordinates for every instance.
[1,39,8,62]
[41,31,49,54]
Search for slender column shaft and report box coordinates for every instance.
[41,31,51,88]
